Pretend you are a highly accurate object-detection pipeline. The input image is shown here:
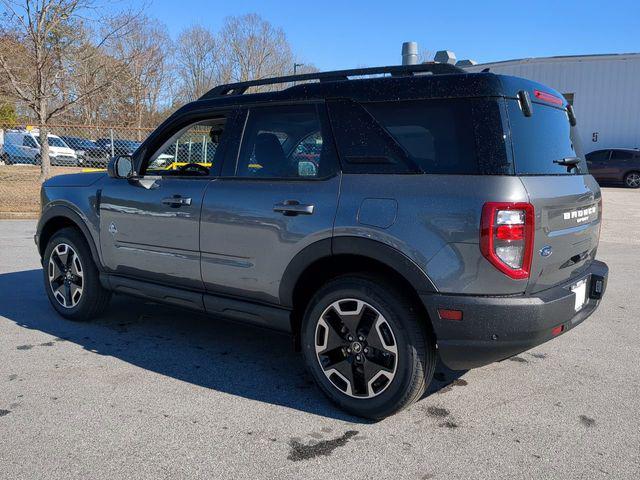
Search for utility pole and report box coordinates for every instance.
[293,63,304,86]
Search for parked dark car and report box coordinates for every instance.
[36,64,608,419]
[586,148,640,188]
[60,136,110,168]
[95,138,142,157]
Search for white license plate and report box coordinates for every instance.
[571,279,588,312]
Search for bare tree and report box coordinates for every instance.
[106,14,171,138]
[220,13,294,89]
[0,0,136,181]
[175,25,224,102]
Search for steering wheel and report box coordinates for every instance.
[177,163,209,175]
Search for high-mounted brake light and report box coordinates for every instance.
[533,89,563,106]
[480,202,535,279]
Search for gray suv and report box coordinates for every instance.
[36,64,609,419]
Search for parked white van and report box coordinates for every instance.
[1,130,78,166]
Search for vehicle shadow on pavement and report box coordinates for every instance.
[0,268,465,421]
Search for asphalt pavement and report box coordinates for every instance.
[0,187,638,479]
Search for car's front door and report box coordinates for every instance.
[99,114,235,290]
[200,103,341,306]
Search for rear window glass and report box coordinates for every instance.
[364,99,479,174]
[507,99,587,175]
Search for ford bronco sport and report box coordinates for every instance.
[36,64,609,419]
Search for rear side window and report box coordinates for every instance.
[507,99,587,175]
[329,98,511,175]
[328,99,416,174]
[364,99,479,174]
[611,150,634,161]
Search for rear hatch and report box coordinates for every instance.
[505,95,602,293]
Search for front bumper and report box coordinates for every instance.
[421,260,609,370]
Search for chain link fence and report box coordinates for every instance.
[0,123,154,218]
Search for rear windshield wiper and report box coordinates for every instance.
[553,157,582,172]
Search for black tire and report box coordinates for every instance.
[1,153,12,165]
[624,171,640,188]
[43,227,111,321]
[301,275,436,419]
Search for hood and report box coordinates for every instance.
[44,171,106,187]
[50,146,77,157]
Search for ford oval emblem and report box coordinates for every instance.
[540,245,553,257]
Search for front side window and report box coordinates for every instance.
[586,150,610,163]
[23,136,38,148]
[145,117,228,176]
[236,104,335,179]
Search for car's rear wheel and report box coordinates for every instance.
[301,275,436,419]
[43,227,110,321]
[624,171,640,188]
[0,153,12,165]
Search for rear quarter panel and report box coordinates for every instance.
[334,174,531,295]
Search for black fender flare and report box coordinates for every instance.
[279,236,438,308]
[36,204,103,270]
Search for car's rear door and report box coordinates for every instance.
[199,103,341,306]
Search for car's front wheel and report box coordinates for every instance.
[301,275,436,419]
[43,227,111,321]
[624,171,640,188]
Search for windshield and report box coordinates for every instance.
[115,140,141,149]
[507,99,587,175]
[47,136,68,148]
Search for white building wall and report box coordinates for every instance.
[466,54,640,153]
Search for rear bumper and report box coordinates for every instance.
[421,260,609,370]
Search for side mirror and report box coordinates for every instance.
[107,155,134,179]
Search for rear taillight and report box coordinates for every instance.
[480,202,535,279]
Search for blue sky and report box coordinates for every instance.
[136,0,638,70]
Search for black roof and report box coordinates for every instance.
[199,63,465,99]
[183,64,568,113]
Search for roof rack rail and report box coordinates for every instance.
[198,63,466,100]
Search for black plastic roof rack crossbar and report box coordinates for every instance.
[199,63,466,100]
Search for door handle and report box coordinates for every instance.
[273,200,315,216]
[162,195,192,207]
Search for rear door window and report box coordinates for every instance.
[611,150,634,161]
[235,104,338,179]
[506,99,587,175]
